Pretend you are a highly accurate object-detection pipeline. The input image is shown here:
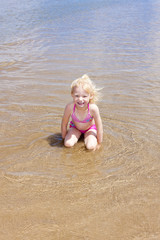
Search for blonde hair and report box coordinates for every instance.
[71,74,100,103]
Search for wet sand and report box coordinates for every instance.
[0,0,160,239]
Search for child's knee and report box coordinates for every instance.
[85,133,97,149]
[85,140,97,150]
[64,139,75,148]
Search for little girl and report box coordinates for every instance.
[61,74,103,150]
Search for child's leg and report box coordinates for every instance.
[64,127,81,147]
[84,129,97,150]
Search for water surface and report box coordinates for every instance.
[0,0,160,239]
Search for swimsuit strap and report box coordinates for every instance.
[73,104,76,113]
[87,103,90,113]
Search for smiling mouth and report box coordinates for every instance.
[77,102,84,106]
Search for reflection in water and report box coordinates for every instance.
[0,0,160,239]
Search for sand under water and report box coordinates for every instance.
[0,0,160,239]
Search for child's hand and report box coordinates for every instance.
[93,144,101,151]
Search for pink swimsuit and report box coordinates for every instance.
[69,104,97,134]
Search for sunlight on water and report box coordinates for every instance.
[0,0,160,239]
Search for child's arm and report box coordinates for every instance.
[92,105,103,144]
[61,103,72,139]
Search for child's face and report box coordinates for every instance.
[72,86,91,108]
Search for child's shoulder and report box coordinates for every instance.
[89,103,100,115]
[89,103,99,111]
[65,101,74,111]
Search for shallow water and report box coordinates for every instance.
[0,0,160,239]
